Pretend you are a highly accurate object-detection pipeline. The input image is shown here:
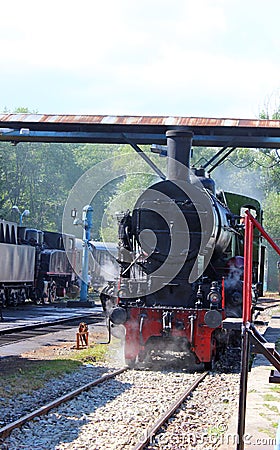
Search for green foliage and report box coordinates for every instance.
[270,385,280,394]
[100,144,164,241]
[71,143,123,239]
[0,344,108,399]
[259,91,280,120]
[0,359,82,398]
[264,403,279,413]
[0,142,83,230]
[0,141,122,236]
[263,192,280,237]
[0,106,279,290]
[263,393,279,402]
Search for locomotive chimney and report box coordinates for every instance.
[166,130,193,182]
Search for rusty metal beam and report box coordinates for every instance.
[0,114,280,148]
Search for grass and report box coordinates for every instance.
[0,359,81,399]
[264,403,279,413]
[0,343,110,400]
[257,427,276,438]
[270,385,280,393]
[263,393,279,402]
[65,343,108,363]
[207,425,225,438]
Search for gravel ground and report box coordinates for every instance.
[1,367,240,450]
[0,361,119,426]
[1,302,276,450]
[146,372,240,450]
[0,324,242,450]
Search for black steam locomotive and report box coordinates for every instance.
[0,219,77,306]
[101,130,264,368]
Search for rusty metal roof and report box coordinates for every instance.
[0,114,280,147]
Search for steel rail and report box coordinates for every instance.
[0,367,127,440]
[132,371,208,450]
[0,313,104,346]
[0,311,104,336]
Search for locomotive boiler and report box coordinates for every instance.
[101,130,263,368]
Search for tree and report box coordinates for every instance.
[0,141,82,230]
[100,144,166,241]
[71,143,124,240]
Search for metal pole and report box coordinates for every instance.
[237,323,250,450]
[242,214,253,323]
[237,212,253,449]
[80,205,93,302]
[124,138,166,181]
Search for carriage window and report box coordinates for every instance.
[68,238,74,250]
[38,231,44,245]
[11,225,16,244]
[0,223,4,243]
[5,224,10,243]
[57,237,64,249]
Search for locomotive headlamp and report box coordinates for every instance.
[207,282,221,308]
[118,287,129,299]
[109,306,127,325]
[209,292,220,305]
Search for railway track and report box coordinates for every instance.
[0,367,218,449]
[0,367,127,440]
[0,313,104,347]
[0,298,277,448]
[132,371,208,450]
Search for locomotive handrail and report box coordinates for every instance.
[242,210,280,324]
[238,211,280,450]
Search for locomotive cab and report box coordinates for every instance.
[18,227,44,246]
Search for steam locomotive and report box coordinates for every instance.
[101,130,265,368]
[0,219,118,307]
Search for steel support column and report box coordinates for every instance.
[237,213,253,450]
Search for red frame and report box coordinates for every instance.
[242,211,280,324]
[124,307,224,363]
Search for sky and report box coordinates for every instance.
[1,0,280,119]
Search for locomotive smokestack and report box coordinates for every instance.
[166,130,193,182]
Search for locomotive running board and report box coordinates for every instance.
[269,369,280,383]
[222,317,243,330]
[222,318,280,375]
[248,329,280,373]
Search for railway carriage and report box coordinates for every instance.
[0,220,35,306]
[0,221,118,306]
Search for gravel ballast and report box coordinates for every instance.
[1,363,240,450]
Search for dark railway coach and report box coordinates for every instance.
[0,221,76,305]
[0,219,119,306]
[101,131,264,368]
[0,220,35,305]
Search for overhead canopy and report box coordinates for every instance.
[0,114,280,148]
